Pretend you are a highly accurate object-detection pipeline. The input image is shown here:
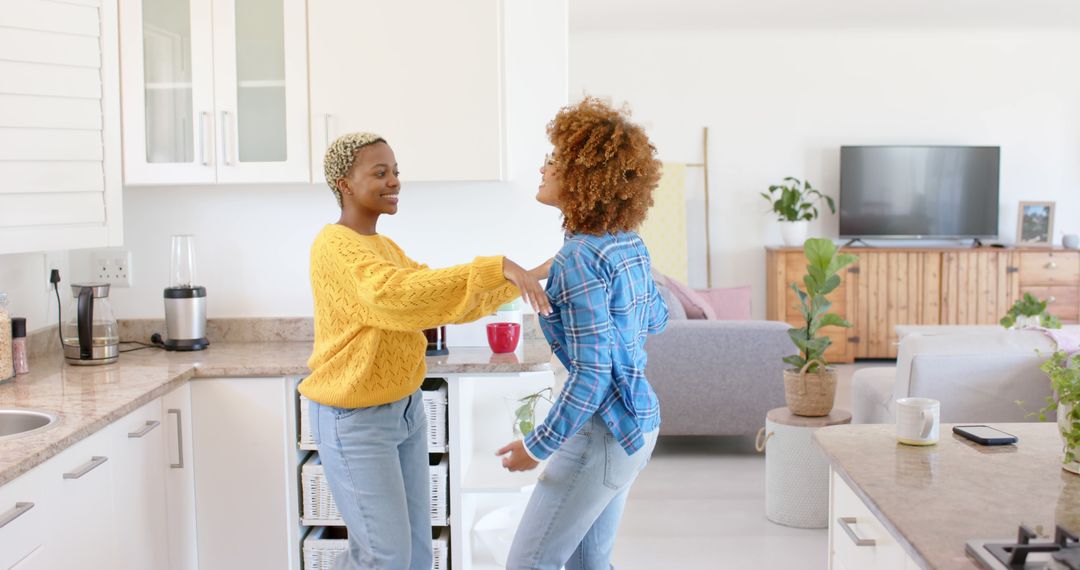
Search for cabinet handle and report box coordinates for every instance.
[0,502,34,529]
[128,420,161,438]
[1048,296,1057,304]
[220,111,234,166]
[838,517,876,547]
[324,113,333,148]
[168,408,184,469]
[1046,261,1058,269]
[199,111,212,166]
[63,456,108,480]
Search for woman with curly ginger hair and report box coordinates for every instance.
[302,132,551,570]
[497,98,670,569]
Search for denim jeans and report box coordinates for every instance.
[506,415,659,570]
[310,389,433,570]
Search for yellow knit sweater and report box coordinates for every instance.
[301,224,519,408]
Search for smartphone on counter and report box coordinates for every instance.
[952,425,1018,446]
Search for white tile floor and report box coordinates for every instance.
[612,362,894,569]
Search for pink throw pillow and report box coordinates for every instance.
[695,286,752,320]
[663,277,717,320]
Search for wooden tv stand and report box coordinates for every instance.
[765,246,1080,362]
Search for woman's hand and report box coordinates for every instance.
[496,439,540,472]
[504,258,552,315]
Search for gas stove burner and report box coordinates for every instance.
[967,525,1080,570]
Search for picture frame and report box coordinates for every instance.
[1016,201,1055,248]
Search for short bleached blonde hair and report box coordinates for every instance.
[323,132,386,207]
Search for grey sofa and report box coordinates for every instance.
[645,319,796,436]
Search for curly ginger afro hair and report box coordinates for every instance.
[548,97,662,235]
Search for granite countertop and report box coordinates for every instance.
[814,423,1080,570]
[0,338,552,487]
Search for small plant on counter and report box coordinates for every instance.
[1035,351,1080,471]
[512,387,553,437]
[761,177,835,222]
[1000,293,1062,329]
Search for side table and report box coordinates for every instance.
[757,406,851,528]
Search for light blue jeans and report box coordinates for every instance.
[507,415,659,570]
[310,389,433,570]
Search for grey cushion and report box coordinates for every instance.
[645,320,796,436]
[656,283,687,320]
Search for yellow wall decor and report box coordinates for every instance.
[639,162,688,283]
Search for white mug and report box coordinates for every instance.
[896,397,940,446]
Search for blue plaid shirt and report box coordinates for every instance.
[524,232,668,460]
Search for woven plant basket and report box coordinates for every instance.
[784,360,837,417]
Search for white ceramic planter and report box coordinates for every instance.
[780,221,809,247]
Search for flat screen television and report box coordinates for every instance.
[839,145,1000,240]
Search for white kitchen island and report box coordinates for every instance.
[814,423,1080,570]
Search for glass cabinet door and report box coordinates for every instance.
[141,0,194,164]
[213,0,308,182]
[233,0,286,163]
[121,0,215,183]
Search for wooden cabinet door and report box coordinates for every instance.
[849,251,941,359]
[941,251,1019,326]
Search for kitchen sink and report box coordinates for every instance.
[0,409,59,440]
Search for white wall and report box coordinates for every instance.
[0,252,71,334]
[65,0,568,322]
[570,29,1080,318]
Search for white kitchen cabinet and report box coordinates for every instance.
[190,377,303,570]
[120,0,309,184]
[0,0,123,255]
[828,469,919,570]
[308,0,505,184]
[48,426,118,570]
[110,400,170,570]
[162,382,199,570]
[0,454,56,570]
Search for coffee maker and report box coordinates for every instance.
[163,235,208,351]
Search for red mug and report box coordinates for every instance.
[486,322,521,353]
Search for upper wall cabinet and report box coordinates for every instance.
[119,0,309,184]
[308,0,505,184]
[0,0,123,255]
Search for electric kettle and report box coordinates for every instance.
[62,283,119,365]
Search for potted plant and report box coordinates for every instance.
[1000,293,1063,329]
[509,387,553,437]
[783,238,857,416]
[761,177,836,246]
[1036,351,1080,475]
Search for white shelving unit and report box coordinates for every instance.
[293,369,555,569]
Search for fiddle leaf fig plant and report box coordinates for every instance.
[512,387,553,437]
[761,177,836,222]
[783,238,858,374]
[1035,351,1080,465]
[1001,292,1062,329]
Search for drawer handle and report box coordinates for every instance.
[0,502,34,529]
[63,456,108,480]
[128,420,161,438]
[838,517,876,547]
[1048,296,1057,304]
[168,408,184,469]
[1046,261,1058,269]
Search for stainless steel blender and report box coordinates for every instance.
[163,235,208,351]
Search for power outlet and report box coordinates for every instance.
[43,251,64,292]
[93,249,133,288]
